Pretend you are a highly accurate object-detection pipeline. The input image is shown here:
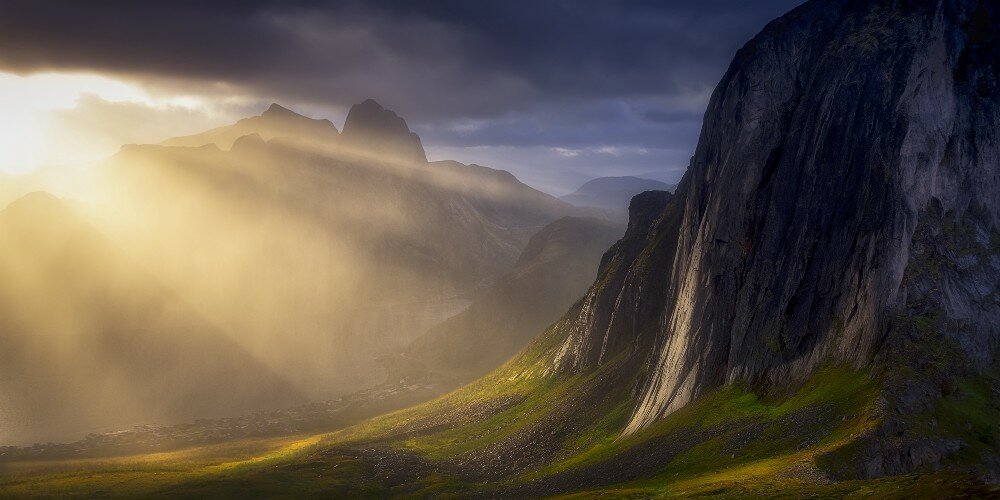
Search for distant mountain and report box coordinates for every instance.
[340,99,427,164]
[0,192,304,446]
[162,103,340,150]
[392,216,624,384]
[560,176,674,218]
[99,99,592,402]
[127,0,996,495]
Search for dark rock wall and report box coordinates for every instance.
[539,0,998,436]
[628,0,999,433]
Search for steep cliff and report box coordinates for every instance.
[542,0,1000,436]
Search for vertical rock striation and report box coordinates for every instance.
[625,0,999,433]
[624,0,1000,432]
[543,0,999,437]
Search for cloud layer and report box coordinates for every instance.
[0,0,803,192]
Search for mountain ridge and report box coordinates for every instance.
[561,174,672,203]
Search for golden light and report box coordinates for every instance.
[0,72,193,175]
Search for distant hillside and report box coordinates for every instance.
[0,193,304,446]
[161,103,340,150]
[560,176,674,218]
[100,100,591,402]
[393,216,624,384]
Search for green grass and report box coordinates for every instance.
[3,363,994,498]
[0,435,329,498]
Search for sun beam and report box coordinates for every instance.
[0,72,174,174]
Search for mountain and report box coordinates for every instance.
[73,0,993,495]
[540,0,1000,475]
[340,99,427,164]
[162,103,340,150]
[163,100,426,165]
[560,176,674,217]
[392,216,625,384]
[0,193,304,446]
[3,1,997,496]
[97,99,591,403]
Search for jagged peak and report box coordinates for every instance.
[261,102,298,118]
[259,103,336,127]
[340,99,427,163]
[342,99,408,136]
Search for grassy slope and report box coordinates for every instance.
[2,211,997,497]
[2,345,994,498]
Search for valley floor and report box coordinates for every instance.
[1,364,995,498]
[0,435,988,498]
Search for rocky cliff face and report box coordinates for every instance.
[544,0,998,438]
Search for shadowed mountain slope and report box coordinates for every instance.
[395,215,625,384]
[98,100,591,403]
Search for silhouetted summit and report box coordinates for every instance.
[163,103,339,149]
[341,99,427,163]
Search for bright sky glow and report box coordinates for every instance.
[0,72,211,174]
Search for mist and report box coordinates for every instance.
[0,101,600,445]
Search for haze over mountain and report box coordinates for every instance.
[560,176,674,218]
[395,215,625,384]
[162,103,340,150]
[94,99,592,404]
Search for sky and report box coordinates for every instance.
[0,0,803,195]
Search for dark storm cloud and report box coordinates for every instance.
[0,0,803,189]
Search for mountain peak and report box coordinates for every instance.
[261,102,301,119]
[341,99,427,164]
[162,103,339,149]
